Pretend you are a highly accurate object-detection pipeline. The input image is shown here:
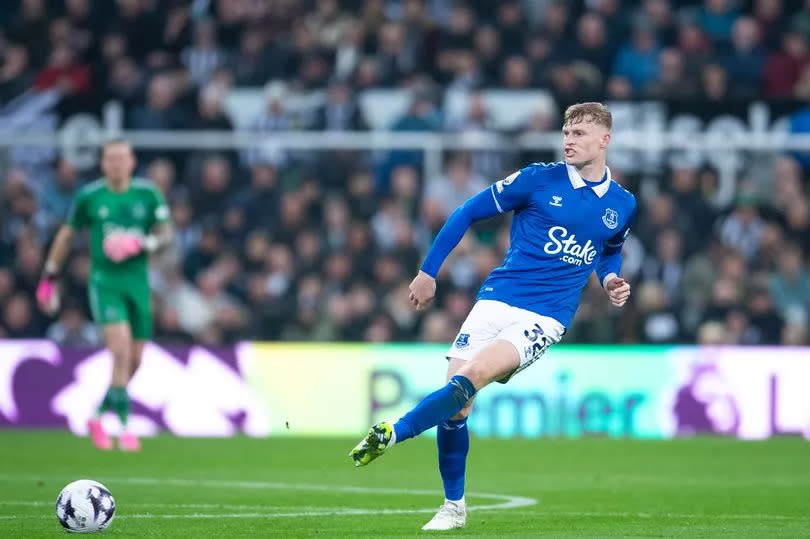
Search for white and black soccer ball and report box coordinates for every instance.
[55,480,115,533]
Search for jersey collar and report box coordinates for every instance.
[566,164,612,198]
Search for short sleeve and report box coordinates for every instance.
[490,166,539,213]
[66,190,87,229]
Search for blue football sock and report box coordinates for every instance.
[438,417,469,501]
[393,375,476,442]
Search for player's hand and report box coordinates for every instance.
[103,232,142,262]
[408,271,436,311]
[605,276,631,307]
[36,274,60,315]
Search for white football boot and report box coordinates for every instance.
[422,499,466,531]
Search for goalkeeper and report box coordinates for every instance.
[37,139,172,451]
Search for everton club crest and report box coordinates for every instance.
[602,208,618,230]
[454,333,470,349]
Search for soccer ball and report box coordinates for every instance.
[55,480,116,533]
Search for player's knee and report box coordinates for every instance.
[455,362,486,389]
[460,341,522,387]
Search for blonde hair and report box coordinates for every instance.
[563,102,612,129]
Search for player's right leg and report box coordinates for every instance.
[422,358,472,531]
[102,322,135,448]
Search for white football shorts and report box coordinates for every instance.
[446,299,565,382]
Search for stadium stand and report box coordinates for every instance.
[0,0,808,346]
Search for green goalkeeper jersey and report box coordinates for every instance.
[67,177,169,289]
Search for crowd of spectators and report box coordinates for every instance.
[6,0,810,106]
[0,0,809,346]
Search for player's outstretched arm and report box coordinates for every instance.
[410,188,500,310]
[37,225,75,314]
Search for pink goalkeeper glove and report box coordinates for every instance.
[103,232,143,262]
[36,274,60,314]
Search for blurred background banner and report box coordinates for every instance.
[0,340,269,437]
[3,340,808,440]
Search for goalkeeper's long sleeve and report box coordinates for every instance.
[420,187,500,277]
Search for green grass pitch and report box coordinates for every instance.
[1,432,809,537]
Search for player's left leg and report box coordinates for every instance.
[396,339,518,441]
[99,322,136,450]
[113,338,146,452]
[116,291,152,452]
[349,340,518,467]
[438,358,473,500]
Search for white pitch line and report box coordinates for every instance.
[0,475,536,512]
[0,501,353,511]
[122,508,441,519]
[0,476,536,521]
[0,473,527,503]
[114,476,537,511]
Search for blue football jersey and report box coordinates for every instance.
[478,162,637,327]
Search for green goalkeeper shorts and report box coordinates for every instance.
[87,281,153,340]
